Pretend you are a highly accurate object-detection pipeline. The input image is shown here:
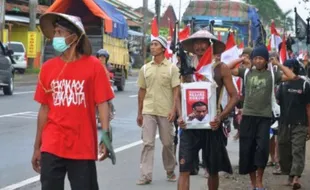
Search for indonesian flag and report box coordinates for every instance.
[220,32,243,108]
[238,41,244,55]
[239,42,244,49]
[279,35,288,64]
[267,38,272,51]
[165,18,173,59]
[194,44,213,81]
[217,31,222,41]
[165,40,173,59]
[221,32,239,64]
[151,16,159,40]
[178,23,190,41]
[269,20,282,52]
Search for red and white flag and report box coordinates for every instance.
[269,20,282,52]
[217,31,222,41]
[220,32,243,107]
[178,23,190,41]
[194,43,213,81]
[221,32,239,64]
[151,16,159,40]
[279,35,288,64]
[165,18,173,59]
[238,41,244,55]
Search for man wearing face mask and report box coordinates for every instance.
[177,29,239,190]
[136,36,181,185]
[32,13,114,190]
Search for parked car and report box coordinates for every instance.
[5,41,27,74]
[0,41,15,95]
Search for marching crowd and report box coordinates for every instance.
[31,12,309,190]
[136,29,310,190]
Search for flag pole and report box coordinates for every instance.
[294,7,300,54]
[307,17,310,54]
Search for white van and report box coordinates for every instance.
[5,42,27,74]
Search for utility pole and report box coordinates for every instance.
[142,0,148,63]
[178,0,181,29]
[0,0,5,42]
[28,0,38,69]
[155,0,161,24]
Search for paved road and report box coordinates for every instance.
[0,75,240,190]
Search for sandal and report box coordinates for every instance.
[166,172,177,182]
[272,163,282,175]
[292,183,301,190]
[266,161,275,167]
[136,178,152,185]
[285,176,293,186]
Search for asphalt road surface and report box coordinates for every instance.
[0,75,239,190]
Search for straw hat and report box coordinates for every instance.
[181,29,226,55]
[39,12,92,55]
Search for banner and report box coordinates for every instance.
[295,11,307,40]
[27,32,37,58]
[181,82,217,129]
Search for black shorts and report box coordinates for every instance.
[272,128,278,136]
[239,116,271,175]
[179,128,232,175]
[40,152,99,190]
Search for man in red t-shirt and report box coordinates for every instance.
[32,13,114,190]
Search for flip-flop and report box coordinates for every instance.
[136,178,152,185]
[166,172,177,182]
[293,183,301,190]
[266,161,275,167]
[272,163,283,175]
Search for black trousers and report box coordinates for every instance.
[239,116,271,175]
[179,128,232,175]
[40,152,99,190]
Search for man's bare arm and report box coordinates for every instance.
[138,88,146,115]
[227,58,243,69]
[231,66,240,77]
[34,104,49,150]
[220,64,239,120]
[277,64,297,81]
[176,88,182,117]
[97,102,110,131]
[172,86,181,114]
[271,58,296,81]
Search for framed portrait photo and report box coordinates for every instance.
[181,82,217,129]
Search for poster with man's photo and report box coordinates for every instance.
[181,82,217,129]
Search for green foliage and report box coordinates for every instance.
[244,0,294,31]
[159,28,169,37]
[147,28,169,38]
[26,68,40,74]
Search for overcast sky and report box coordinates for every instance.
[119,0,310,22]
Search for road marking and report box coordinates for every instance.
[8,115,36,119]
[126,81,137,84]
[0,135,159,190]
[129,95,138,98]
[14,91,35,95]
[0,112,32,118]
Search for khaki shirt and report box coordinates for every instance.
[137,59,180,117]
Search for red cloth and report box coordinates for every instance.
[34,56,114,160]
